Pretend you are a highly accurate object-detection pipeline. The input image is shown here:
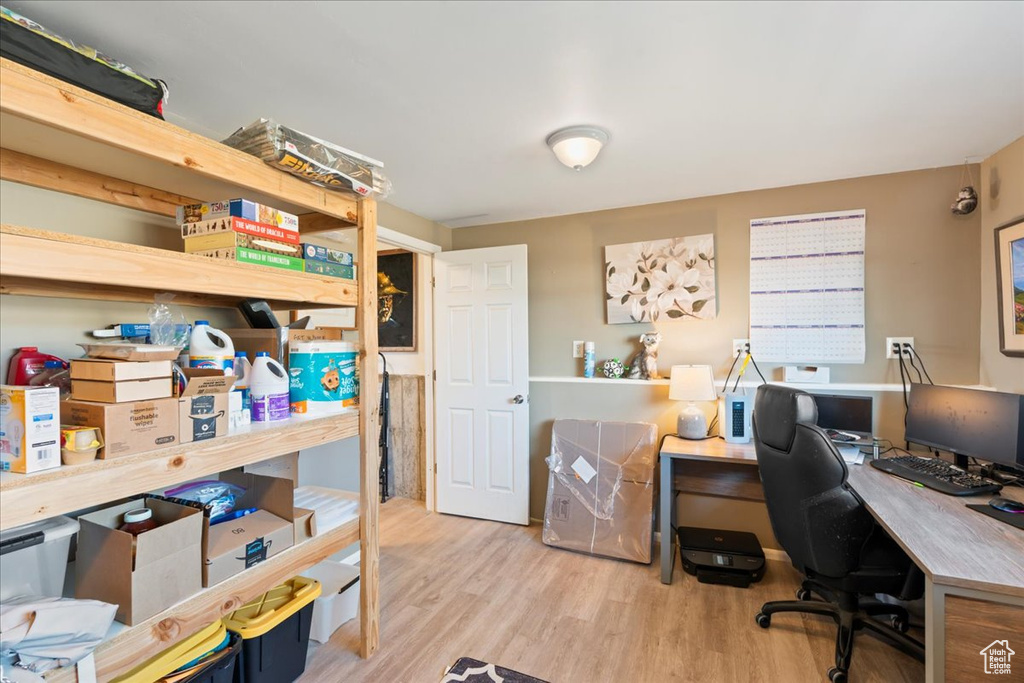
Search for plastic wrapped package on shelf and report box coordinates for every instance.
[294,486,359,533]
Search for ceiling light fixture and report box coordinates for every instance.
[546,125,609,171]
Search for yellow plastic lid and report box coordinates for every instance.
[112,621,226,683]
[223,576,321,639]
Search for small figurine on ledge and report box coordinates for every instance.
[601,358,626,379]
[626,332,662,380]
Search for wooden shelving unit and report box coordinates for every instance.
[0,224,358,309]
[0,57,381,676]
[0,412,359,531]
[46,516,361,683]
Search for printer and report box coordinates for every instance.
[676,526,766,588]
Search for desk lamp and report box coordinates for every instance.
[669,365,717,439]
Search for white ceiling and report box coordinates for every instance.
[8,1,1024,227]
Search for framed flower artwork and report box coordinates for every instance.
[604,235,717,324]
[995,216,1024,357]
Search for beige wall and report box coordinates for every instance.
[979,136,1024,392]
[379,202,452,251]
[453,165,984,537]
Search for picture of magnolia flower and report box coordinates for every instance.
[604,234,717,324]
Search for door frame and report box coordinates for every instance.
[377,226,440,512]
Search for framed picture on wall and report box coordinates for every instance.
[378,249,417,352]
[995,216,1024,357]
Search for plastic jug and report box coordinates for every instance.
[189,321,234,372]
[28,360,71,399]
[231,351,252,411]
[250,352,290,422]
[6,347,66,386]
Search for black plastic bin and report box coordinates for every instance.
[182,631,244,683]
[223,577,321,683]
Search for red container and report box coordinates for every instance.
[6,347,66,386]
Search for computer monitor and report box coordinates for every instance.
[812,394,873,434]
[905,383,1024,470]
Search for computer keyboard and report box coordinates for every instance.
[870,455,1003,496]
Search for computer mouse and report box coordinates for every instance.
[988,497,1024,514]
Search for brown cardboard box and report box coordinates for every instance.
[542,419,657,563]
[201,471,296,586]
[70,359,173,382]
[236,455,315,541]
[178,370,234,444]
[76,497,202,625]
[243,452,299,486]
[71,377,173,403]
[226,328,343,368]
[62,398,178,459]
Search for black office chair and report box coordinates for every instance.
[751,384,924,683]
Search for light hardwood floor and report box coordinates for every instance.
[299,499,923,683]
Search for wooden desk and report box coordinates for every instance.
[658,437,1024,682]
[846,465,1024,682]
[658,436,758,584]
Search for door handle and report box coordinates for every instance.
[512,394,525,404]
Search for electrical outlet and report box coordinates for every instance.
[885,337,915,359]
[732,338,750,357]
[572,341,585,358]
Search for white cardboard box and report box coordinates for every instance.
[1,385,61,473]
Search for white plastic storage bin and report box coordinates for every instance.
[0,515,79,601]
[301,560,360,643]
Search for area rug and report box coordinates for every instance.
[441,657,549,683]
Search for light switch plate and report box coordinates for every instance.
[572,341,585,358]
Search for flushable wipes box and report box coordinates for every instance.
[61,397,178,458]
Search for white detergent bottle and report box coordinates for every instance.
[189,320,234,373]
[250,352,290,422]
[231,351,252,412]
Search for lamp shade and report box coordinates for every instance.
[668,365,717,402]
[546,125,608,170]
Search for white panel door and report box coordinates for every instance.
[434,245,529,525]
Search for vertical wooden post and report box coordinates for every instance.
[357,197,380,658]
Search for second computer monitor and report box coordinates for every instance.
[812,393,873,434]
[906,383,1024,470]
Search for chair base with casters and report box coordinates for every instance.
[754,578,924,683]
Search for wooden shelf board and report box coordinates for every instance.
[0,224,358,309]
[0,411,359,531]
[0,59,360,227]
[44,516,361,683]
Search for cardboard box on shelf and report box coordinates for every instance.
[301,243,354,266]
[71,377,173,403]
[542,419,658,564]
[303,260,355,279]
[183,471,300,587]
[178,370,234,444]
[0,385,61,473]
[70,359,173,382]
[76,496,203,625]
[61,397,178,459]
[192,246,305,272]
[176,199,299,231]
[184,231,302,258]
[227,328,344,369]
[179,216,301,244]
[243,452,299,487]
